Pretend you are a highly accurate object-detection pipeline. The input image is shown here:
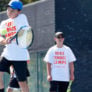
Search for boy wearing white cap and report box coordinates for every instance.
[44,32,76,92]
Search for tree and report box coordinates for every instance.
[0,0,39,12]
[21,0,39,4]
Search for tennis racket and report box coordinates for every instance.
[66,80,73,92]
[10,26,34,48]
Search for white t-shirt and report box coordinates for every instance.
[0,14,30,61]
[44,45,76,81]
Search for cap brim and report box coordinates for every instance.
[55,32,64,37]
[6,5,18,10]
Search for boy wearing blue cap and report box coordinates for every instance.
[0,0,30,92]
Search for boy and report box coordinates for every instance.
[44,32,76,92]
[7,64,30,92]
[7,65,21,92]
[0,0,30,92]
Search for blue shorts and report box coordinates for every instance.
[50,81,69,92]
[0,57,30,81]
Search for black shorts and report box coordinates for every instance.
[8,69,30,89]
[8,77,20,89]
[50,81,69,92]
[0,57,30,81]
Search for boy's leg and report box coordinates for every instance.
[0,89,4,92]
[7,76,20,92]
[13,61,29,92]
[0,72,4,92]
[18,67,30,92]
[0,57,11,92]
[7,88,13,92]
[18,81,29,92]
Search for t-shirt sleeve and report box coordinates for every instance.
[20,14,29,26]
[44,48,53,63]
[15,14,30,32]
[68,47,76,63]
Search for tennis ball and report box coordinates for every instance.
[0,29,7,35]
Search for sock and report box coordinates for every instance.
[0,88,4,92]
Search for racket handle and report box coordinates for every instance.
[68,80,73,89]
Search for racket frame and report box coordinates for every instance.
[10,25,34,48]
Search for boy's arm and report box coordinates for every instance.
[10,65,14,76]
[69,62,75,81]
[0,38,7,45]
[46,62,52,81]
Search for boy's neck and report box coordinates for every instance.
[57,44,63,48]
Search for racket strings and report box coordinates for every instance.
[17,27,33,48]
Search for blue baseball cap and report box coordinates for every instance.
[8,0,23,10]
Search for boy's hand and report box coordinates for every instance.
[0,37,11,45]
[47,75,52,81]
